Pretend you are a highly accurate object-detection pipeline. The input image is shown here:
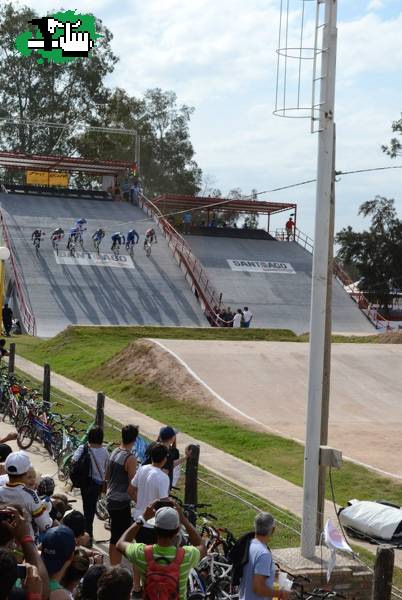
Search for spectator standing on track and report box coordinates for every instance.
[106,425,138,566]
[2,304,13,337]
[182,212,192,235]
[233,309,243,328]
[239,512,289,600]
[242,307,253,328]
[72,427,109,546]
[117,501,206,600]
[285,216,294,241]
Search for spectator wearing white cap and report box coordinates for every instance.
[0,451,53,535]
[117,500,206,600]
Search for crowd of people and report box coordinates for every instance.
[210,306,253,328]
[0,420,290,600]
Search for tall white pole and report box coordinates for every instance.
[301,0,338,559]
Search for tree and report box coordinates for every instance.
[335,196,402,310]
[0,3,117,156]
[76,87,202,197]
[382,113,402,157]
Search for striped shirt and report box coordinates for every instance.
[0,481,52,535]
[125,543,200,600]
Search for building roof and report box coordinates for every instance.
[0,152,134,176]
[153,194,296,216]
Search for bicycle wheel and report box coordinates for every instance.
[17,425,34,449]
[58,452,72,482]
[96,494,110,521]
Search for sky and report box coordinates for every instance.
[21,0,402,237]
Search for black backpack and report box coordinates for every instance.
[69,444,91,488]
[227,531,254,586]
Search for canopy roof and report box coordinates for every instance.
[153,194,296,216]
[0,152,134,176]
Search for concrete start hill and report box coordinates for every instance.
[2,192,374,336]
[187,234,374,334]
[1,193,206,336]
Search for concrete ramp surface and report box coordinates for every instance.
[2,193,205,336]
[187,235,374,333]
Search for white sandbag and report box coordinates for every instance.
[339,500,402,541]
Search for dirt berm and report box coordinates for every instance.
[96,339,215,408]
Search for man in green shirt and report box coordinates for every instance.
[117,500,206,600]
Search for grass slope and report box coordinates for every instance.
[13,327,402,509]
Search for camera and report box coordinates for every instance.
[16,565,27,579]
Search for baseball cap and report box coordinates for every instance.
[159,426,177,441]
[154,506,180,531]
[5,451,31,475]
[63,510,87,537]
[41,525,76,575]
[37,476,55,497]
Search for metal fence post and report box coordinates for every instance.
[95,392,105,429]
[8,342,15,375]
[372,545,394,600]
[184,444,200,524]
[43,363,51,411]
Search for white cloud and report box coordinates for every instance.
[368,0,384,10]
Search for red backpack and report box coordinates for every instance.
[144,545,185,600]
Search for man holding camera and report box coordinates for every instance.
[117,500,206,600]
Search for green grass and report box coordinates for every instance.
[12,327,402,510]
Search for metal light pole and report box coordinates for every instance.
[301,0,338,559]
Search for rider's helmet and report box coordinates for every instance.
[77,218,87,224]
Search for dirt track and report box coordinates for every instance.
[150,340,402,479]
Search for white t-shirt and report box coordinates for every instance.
[233,313,242,328]
[0,482,52,535]
[132,464,170,526]
[243,310,253,324]
[73,445,109,484]
[0,474,8,486]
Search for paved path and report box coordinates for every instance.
[14,353,402,568]
[151,340,402,479]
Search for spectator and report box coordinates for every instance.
[225,307,234,327]
[0,548,18,600]
[128,444,170,596]
[97,567,133,600]
[24,466,38,490]
[50,493,74,522]
[239,512,289,600]
[106,425,138,566]
[74,565,107,600]
[41,525,76,600]
[63,510,91,548]
[61,549,90,595]
[285,216,294,241]
[2,304,13,337]
[242,307,253,328]
[117,501,206,600]
[0,339,9,358]
[0,505,49,598]
[182,212,192,235]
[0,451,53,535]
[233,309,243,328]
[72,427,109,545]
[143,426,190,487]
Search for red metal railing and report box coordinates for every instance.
[0,212,36,335]
[276,225,395,331]
[139,194,224,326]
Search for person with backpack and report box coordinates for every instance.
[238,512,290,600]
[105,425,138,566]
[71,427,109,547]
[116,500,206,600]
